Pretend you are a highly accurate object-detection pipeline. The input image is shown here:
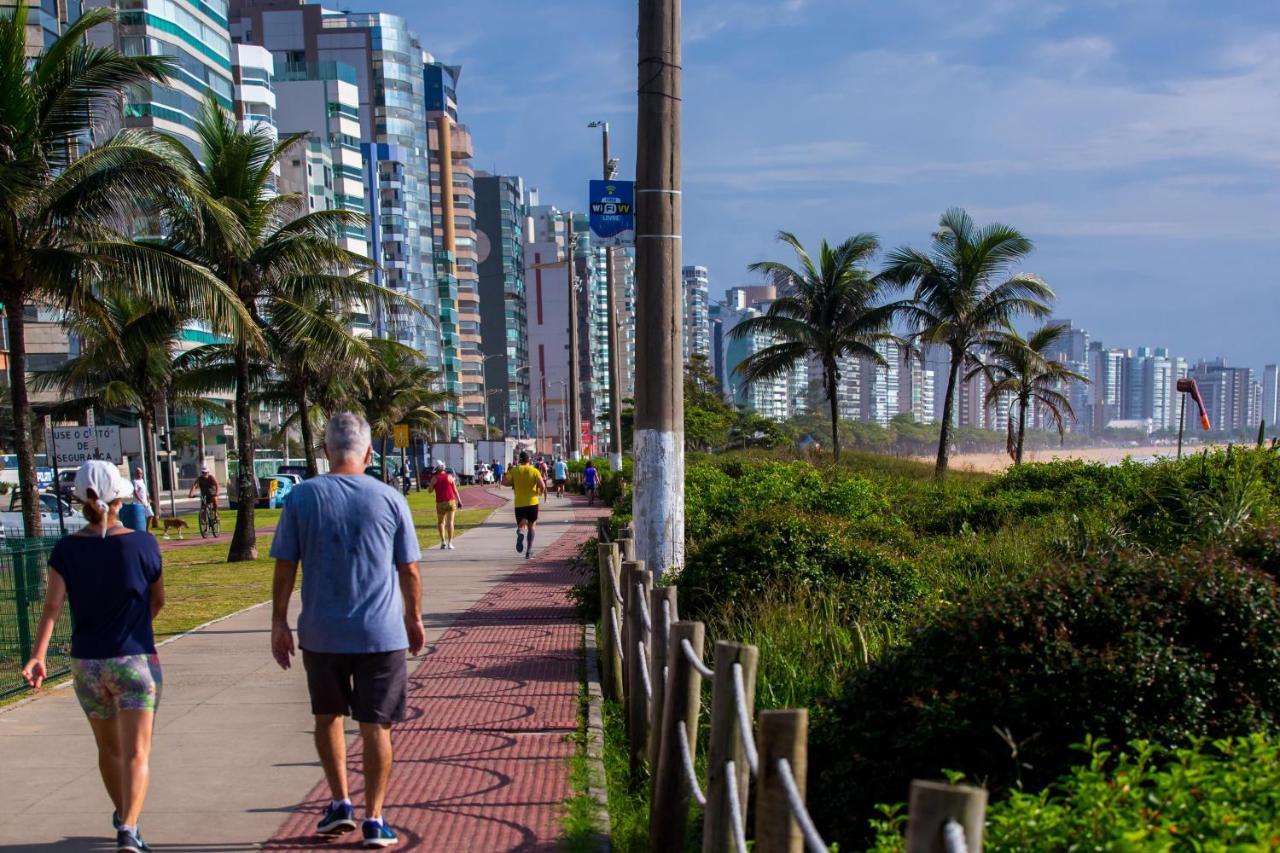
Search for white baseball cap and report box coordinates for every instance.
[434,460,445,471]
[74,461,132,511]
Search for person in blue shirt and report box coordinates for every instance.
[269,413,423,848]
[23,460,166,853]
[583,460,600,506]
[552,456,569,499]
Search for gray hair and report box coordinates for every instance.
[324,412,372,461]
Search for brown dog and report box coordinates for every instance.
[160,517,189,540]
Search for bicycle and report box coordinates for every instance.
[199,494,221,538]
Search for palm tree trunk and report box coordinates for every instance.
[1015,393,1029,466]
[936,354,962,480]
[228,342,258,561]
[6,302,41,537]
[826,364,841,462]
[297,386,318,478]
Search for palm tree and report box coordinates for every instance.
[730,232,902,461]
[973,324,1088,465]
[880,208,1055,478]
[0,2,247,536]
[352,339,454,480]
[165,94,397,561]
[260,297,373,478]
[33,294,228,522]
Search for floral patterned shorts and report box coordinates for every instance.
[70,654,163,719]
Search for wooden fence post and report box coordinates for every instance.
[647,585,678,776]
[755,709,808,853]
[650,620,706,850]
[597,542,623,700]
[905,780,987,853]
[625,563,653,775]
[703,641,759,853]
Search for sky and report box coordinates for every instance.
[380,0,1280,372]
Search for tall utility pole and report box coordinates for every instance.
[633,0,684,578]
[564,213,581,459]
[590,120,625,472]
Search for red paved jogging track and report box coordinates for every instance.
[267,497,607,851]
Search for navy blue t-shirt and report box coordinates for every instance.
[49,530,163,659]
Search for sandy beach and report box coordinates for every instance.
[918,444,1223,474]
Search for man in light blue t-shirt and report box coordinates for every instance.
[269,412,422,847]
[553,456,569,499]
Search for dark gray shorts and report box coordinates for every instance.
[301,649,407,724]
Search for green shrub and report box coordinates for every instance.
[870,735,1280,850]
[811,548,1280,847]
[704,579,896,712]
[678,509,923,623]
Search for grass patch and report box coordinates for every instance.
[600,698,651,852]
[562,628,603,852]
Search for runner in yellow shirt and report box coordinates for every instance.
[503,450,547,559]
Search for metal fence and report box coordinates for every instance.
[0,537,70,698]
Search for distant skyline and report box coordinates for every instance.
[381,0,1279,371]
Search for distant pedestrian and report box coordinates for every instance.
[552,457,568,499]
[22,461,165,853]
[503,450,546,559]
[130,467,153,531]
[583,460,599,506]
[492,459,503,487]
[536,456,550,481]
[429,460,463,550]
[269,413,424,848]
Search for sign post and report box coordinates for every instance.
[44,415,65,536]
[588,180,636,246]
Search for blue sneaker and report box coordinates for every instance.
[317,801,357,835]
[362,818,399,848]
[116,828,150,852]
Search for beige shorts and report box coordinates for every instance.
[436,500,458,514]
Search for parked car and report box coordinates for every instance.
[228,475,295,509]
[51,469,78,502]
[0,492,88,536]
[277,464,311,480]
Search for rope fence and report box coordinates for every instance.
[597,523,987,852]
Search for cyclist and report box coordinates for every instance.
[187,466,220,527]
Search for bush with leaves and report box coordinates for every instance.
[870,734,1280,850]
[677,509,923,622]
[810,546,1280,847]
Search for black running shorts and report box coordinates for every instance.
[301,649,407,724]
[515,504,540,524]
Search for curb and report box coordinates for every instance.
[584,623,612,851]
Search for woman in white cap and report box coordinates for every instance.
[428,460,464,549]
[21,460,165,853]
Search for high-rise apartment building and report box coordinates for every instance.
[681,265,710,363]
[474,173,530,440]
[1087,342,1127,431]
[271,59,368,265]
[897,348,935,424]
[231,42,276,134]
[1190,359,1257,434]
[525,203,573,448]
[1263,365,1279,430]
[90,0,236,152]
[230,0,439,361]
[859,341,901,426]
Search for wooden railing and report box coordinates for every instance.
[595,519,988,852]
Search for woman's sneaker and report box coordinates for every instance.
[116,828,150,852]
[317,801,357,834]
[362,818,399,848]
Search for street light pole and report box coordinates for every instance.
[564,213,582,460]
[589,120,625,473]
[634,0,684,578]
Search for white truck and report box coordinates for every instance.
[431,442,477,484]
[476,439,517,470]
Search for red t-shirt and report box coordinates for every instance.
[432,473,459,503]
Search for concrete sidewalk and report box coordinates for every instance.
[0,488,599,850]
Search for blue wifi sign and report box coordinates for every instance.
[588,180,635,246]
